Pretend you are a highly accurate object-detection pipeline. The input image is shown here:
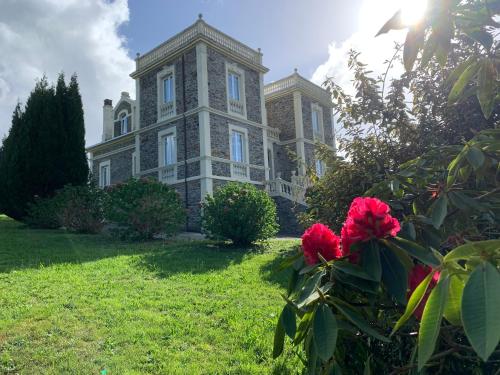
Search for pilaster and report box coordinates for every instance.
[293,91,306,176]
[260,72,270,181]
[197,42,213,198]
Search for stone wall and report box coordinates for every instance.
[273,143,297,181]
[266,94,295,140]
[301,95,334,147]
[139,48,198,129]
[92,137,135,157]
[207,47,262,123]
[304,142,315,169]
[92,147,134,185]
[171,180,201,231]
[139,114,199,172]
[273,197,306,236]
[209,113,265,176]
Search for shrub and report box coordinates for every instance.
[56,183,104,234]
[26,195,63,229]
[201,182,279,245]
[104,178,185,240]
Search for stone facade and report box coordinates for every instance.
[87,18,335,235]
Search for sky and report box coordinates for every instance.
[0,0,411,147]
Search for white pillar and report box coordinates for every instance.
[197,42,213,198]
[260,72,270,182]
[293,91,306,176]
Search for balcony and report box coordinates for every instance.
[230,161,249,180]
[160,164,176,184]
[228,99,245,116]
[159,101,175,120]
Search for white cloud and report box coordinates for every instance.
[311,0,409,92]
[0,0,135,146]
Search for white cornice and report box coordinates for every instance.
[131,19,268,78]
[265,72,332,108]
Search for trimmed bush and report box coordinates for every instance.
[56,183,104,234]
[26,195,63,229]
[104,178,185,240]
[202,182,279,245]
[26,183,104,233]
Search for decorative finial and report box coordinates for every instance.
[136,52,140,59]
[198,13,203,20]
[294,68,298,74]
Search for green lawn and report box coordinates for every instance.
[0,216,301,374]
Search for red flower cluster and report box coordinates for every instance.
[408,264,440,320]
[301,223,342,265]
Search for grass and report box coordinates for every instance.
[0,216,301,374]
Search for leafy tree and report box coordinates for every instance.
[275,0,500,373]
[0,74,89,220]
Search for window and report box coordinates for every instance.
[229,125,249,180]
[163,74,174,104]
[99,160,110,188]
[231,130,245,162]
[163,133,176,166]
[120,113,129,135]
[311,104,324,141]
[228,72,241,101]
[157,66,176,120]
[226,63,246,117]
[315,159,325,177]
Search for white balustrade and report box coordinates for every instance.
[228,99,245,115]
[160,165,176,184]
[267,177,306,205]
[231,162,249,180]
[267,127,280,141]
[159,102,175,119]
[264,74,331,104]
[136,20,262,72]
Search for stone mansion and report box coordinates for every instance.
[87,16,335,233]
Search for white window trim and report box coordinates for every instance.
[225,62,247,119]
[99,160,111,188]
[118,110,130,135]
[157,65,176,121]
[157,127,177,183]
[229,124,249,181]
[311,103,325,142]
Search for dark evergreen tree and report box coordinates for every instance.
[0,73,89,220]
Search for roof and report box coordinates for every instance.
[264,71,332,107]
[131,16,268,78]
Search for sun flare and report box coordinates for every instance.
[400,0,427,26]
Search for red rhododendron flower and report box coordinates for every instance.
[341,225,360,264]
[408,264,440,320]
[342,197,401,244]
[301,223,342,265]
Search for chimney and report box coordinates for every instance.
[102,99,113,141]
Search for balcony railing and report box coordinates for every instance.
[267,127,280,141]
[228,99,245,116]
[264,73,332,105]
[159,102,175,119]
[135,19,263,74]
[267,175,307,205]
[231,161,249,180]
[160,165,176,184]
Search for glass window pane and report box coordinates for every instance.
[163,75,173,103]
[231,131,244,162]
[164,135,175,165]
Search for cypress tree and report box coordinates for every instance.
[0,73,89,220]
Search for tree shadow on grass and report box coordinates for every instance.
[135,240,267,278]
[258,242,299,289]
[0,216,169,273]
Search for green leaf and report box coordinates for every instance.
[363,355,372,375]
[380,246,408,305]
[418,275,449,371]
[329,298,390,343]
[431,195,448,229]
[465,146,485,170]
[361,241,382,282]
[281,304,296,339]
[273,314,286,358]
[462,262,500,361]
[403,26,424,71]
[443,274,465,326]
[332,261,375,281]
[392,271,435,335]
[376,10,403,36]
[297,270,325,306]
[477,58,497,119]
[313,303,338,362]
[386,237,440,267]
[293,309,314,346]
[448,61,479,105]
[444,240,500,263]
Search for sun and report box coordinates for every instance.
[400,0,428,26]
